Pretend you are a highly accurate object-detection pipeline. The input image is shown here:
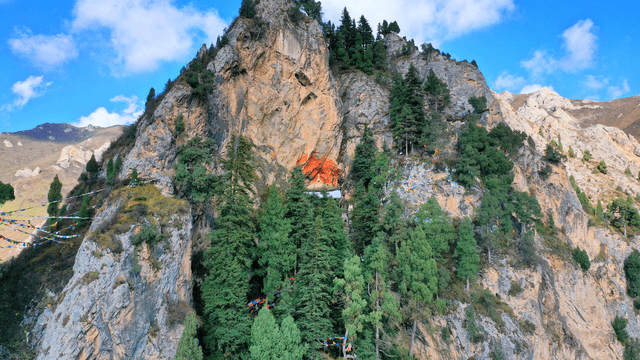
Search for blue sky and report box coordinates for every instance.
[1,0,637,133]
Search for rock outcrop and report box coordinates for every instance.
[33,187,193,360]
[14,167,42,178]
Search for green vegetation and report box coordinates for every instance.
[583,150,592,161]
[174,136,217,204]
[572,247,590,271]
[468,95,487,114]
[0,181,15,205]
[47,175,63,219]
[625,250,640,297]
[175,312,204,360]
[596,160,608,174]
[239,0,256,18]
[608,197,640,237]
[175,113,185,136]
[613,316,629,343]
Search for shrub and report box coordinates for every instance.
[175,114,185,135]
[81,271,100,285]
[168,300,192,327]
[613,316,629,343]
[544,144,565,164]
[568,146,575,158]
[465,305,485,343]
[539,165,552,180]
[626,168,633,176]
[468,95,487,114]
[583,150,592,161]
[239,0,256,18]
[596,160,608,174]
[132,225,164,247]
[572,247,590,271]
[508,281,523,296]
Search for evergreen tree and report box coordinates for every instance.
[334,255,368,348]
[285,166,314,272]
[321,197,349,277]
[351,125,377,189]
[625,250,640,297]
[351,185,381,254]
[423,69,450,111]
[259,185,294,301]
[250,308,279,360]
[279,316,307,360]
[339,8,354,49]
[77,195,91,227]
[397,226,437,356]
[388,21,400,33]
[175,136,217,204]
[106,158,115,182]
[146,87,156,108]
[239,0,256,18]
[86,154,99,177]
[47,175,63,219]
[455,217,480,292]
[114,155,122,175]
[176,312,204,360]
[295,216,334,346]
[390,65,425,155]
[416,197,455,259]
[335,30,350,68]
[364,233,400,359]
[202,134,256,356]
[372,41,387,69]
[0,181,15,206]
[131,168,138,185]
[357,15,374,49]
[596,200,604,222]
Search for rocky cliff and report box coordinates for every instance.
[27,0,640,358]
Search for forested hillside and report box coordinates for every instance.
[2,0,640,359]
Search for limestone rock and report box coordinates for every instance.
[4,139,13,147]
[14,167,41,177]
[33,196,193,360]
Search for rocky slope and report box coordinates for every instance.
[0,124,122,261]
[26,0,640,359]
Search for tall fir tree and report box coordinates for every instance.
[249,308,280,360]
[86,154,99,177]
[175,312,204,360]
[416,197,455,260]
[202,135,256,356]
[351,125,377,189]
[279,315,308,360]
[47,175,63,219]
[294,216,334,346]
[351,185,381,254]
[455,217,480,292]
[258,184,294,301]
[285,166,314,273]
[397,226,438,356]
[334,255,368,351]
[106,158,115,182]
[321,197,349,277]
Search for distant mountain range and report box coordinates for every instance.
[5,122,105,143]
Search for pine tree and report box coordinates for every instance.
[250,308,279,360]
[114,155,122,175]
[351,125,377,189]
[175,136,217,204]
[239,0,256,18]
[106,158,115,182]
[364,233,400,359]
[0,181,15,206]
[176,312,204,360]
[397,226,437,356]
[285,166,314,273]
[279,316,307,360]
[357,15,374,49]
[388,21,400,33]
[259,185,294,301]
[77,195,91,227]
[321,197,349,277]
[294,216,334,346]
[202,134,256,356]
[86,154,99,177]
[455,217,480,292]
[416,197,455,259]
[351,185,381,254]
[626,250,640,297]
[47,175,63,219]
[334,255,368,349]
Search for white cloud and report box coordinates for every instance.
[520,84,554,94]
[71,0,227,73]
[8,29,78,69]
[2,75,52,111]
[560,19,597,71]
[521,19,597,76]
[494,71,526,91]
[608,79,630,99]
[583,75,607,90]
[321,0,514,45]
[73,95,142,127]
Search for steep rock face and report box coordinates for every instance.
[33,188,193,360]
[384,33,502,126]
